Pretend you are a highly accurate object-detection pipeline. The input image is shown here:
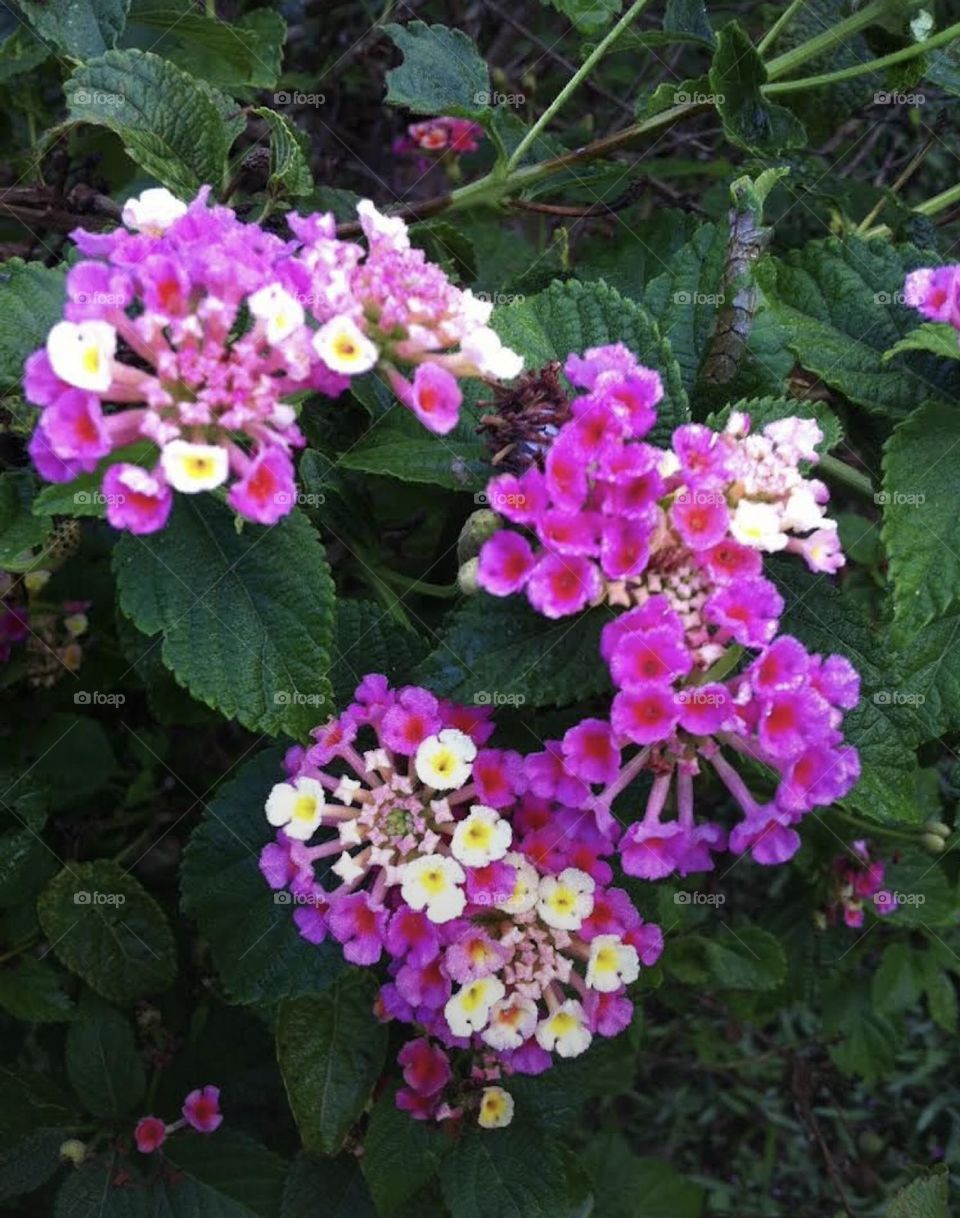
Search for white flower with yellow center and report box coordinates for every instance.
[585,934,640,993]
[312,315,378,374]
[494,851,539,915]
[781,486,825,533]
[481,995,538,1051]
[160,440,229,493]
[265,776,326,842]
[248,283,305,345]
[122,187,187,235]
[444,976,505,1037]
[730,500,788,552]
[537,868,595,930]
[460,326,523,380]
[414,729,476,790]
[400,854,466,923]
[478,1086,514,1130]
[535,1000,592,1058]
[451,805,512,868]
[47,320,116,392]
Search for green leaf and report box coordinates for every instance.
[886,1167,949,1218]
[331,599,428,710]
[18,0,128,59]
[27,713,116,801]
[0,957,75,1023]
[541,0,621,36]
[252,108,313,198]
[702,926,786,990]
[383,22,490,121]
[181,749,347,1004]
[282,1154,376,1218]
[0,1127,69,1203]
[492,278,690,444]
[872,942,922,1016]
[882,402,960,640]
[918,951,958,1033]
[66,993,145,1117]
[756,238,960,417]
[439,1127,569,1218]
[65,50,245,197]
[663,0,713,46]
[361,1091,450,1216]
[0,829,57,910]
[884,322,960,362]
[709,22,806,154]
[582,1133,703,1218]
[824,986,900,1083]
[277,972,387,1155]
[417,596,613,710]
[0,471,50,573]
[114,497,335,739]
[0,258,65,386]
[37,860,176,1003]
[0,1067,73,1142]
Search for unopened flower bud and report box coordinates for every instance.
[924,820,950,838]
[59,1139,86,1165]
[457,510,503,565]
[458,557,480,596]
[921,832,946,854]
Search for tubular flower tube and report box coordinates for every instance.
[260,676,662,1127]
[27,187,522,533]
[476,343,845,620]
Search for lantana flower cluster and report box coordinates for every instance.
[259,677,662,1128]
[26,186,521,534]
[0,569,89,679]
[393,116,485,172]
[476,344,843,621]
[819,840,897,928]
[134,1084,222,1154]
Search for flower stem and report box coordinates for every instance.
[765,21,960,94]
[505,0,654,173]
[376,567,460,599]
[816,454,876,501]
[757,0,808,56]
[764,0,891,80]
[836,810,925,843]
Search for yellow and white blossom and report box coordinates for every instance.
[451,805,512,867]
[478,1086,514,1129]
[160,440,229,493]
[585,934,640,992]
[494,851,539,915]
[312,315,378,374]
[480,995,538,1051]
[730,500,788,552]
[265,776,326,841]
[444,976,506,1037]
[248,283,305,344]
[537,867,595,930]
[400,854,466,923]
[535,999,592,1058]
[121,187,187,235]
[47,320,116,392]
[414,728,476,790]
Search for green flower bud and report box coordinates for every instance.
[924,820,951,838]
[921,832,946,853]
[458,557,480,597]
[457,510,503,566]
[59,1139,86,1166]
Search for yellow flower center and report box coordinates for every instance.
[549,1011,578,1036]
[420,868,447,897]
[292,794,317,822]
[81,346,101,375]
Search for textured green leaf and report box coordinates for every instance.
[541,0,621,36]
[702,926,786,991]
[642,220,727,393]
[361,1092,450,1216]
[282,1154,376,1218]
[575,208,701,302]
[582,1134,703,1218]
[277,972,387,1155]
[0,259,65,387]
[417,596,613,710]
[894,614,960,745]
[663,0,713,45]
[882,402,960,639]
[19,0,128,59]
[709,22,806,154]
[0,829,57,910]
[824,987,900,1083]
[0,957,75,1023]
[181,749,347,1004]
[65,50,244,196]
[37,860,176,1003]
[439,1127,569,1218]
[492,278,690,444]
[253,108,313,198]
[114,497,335,739]
[0,1068,73,1141]
[886,1168,949,1218]
[757,238,959,416]
[331,599,429,710]
[0,471,50,573]
[66,993,145,1117]
[884,323,960,362]
[0,1126,69,1203]
[383,22,489,120]
[128,4,285,91]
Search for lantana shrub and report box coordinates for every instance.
[2,2,960,1215]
